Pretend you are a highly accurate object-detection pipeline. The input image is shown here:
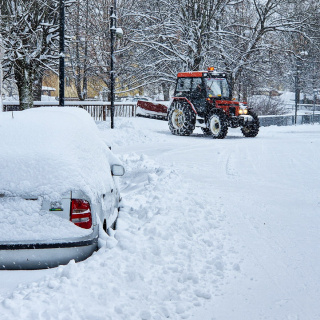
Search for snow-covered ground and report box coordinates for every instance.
[0,117,319,320]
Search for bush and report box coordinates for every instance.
[248,95,287,116]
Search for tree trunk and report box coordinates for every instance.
[15,60,34,109]
[33,71,43,101]
[227,70,235,98]
[161,82,171,101]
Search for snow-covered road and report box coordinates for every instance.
[0,118,319,320]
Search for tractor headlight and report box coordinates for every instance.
[239,106,248,115]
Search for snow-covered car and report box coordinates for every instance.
[0,107,124,269]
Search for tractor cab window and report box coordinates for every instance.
[191,78,203,93]
[190,77,205,100]
[206,78,230,99]
[175,78,192,96]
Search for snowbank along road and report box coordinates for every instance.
[0,118,319,320]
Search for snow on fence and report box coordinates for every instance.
[259,114,320,126]
[2,101,137,121]
[284,103,320,113]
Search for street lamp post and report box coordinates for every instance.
[110,4,116,128]
[294,51,308,125]
[313,89,317,124]
[0,36,3,112]
[294,58,300,125]
[109,1,123,128]
[59,0,65,107]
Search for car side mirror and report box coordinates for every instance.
[111,164,125,176]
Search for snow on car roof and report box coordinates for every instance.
[0,107,120,201]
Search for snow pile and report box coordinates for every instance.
[0,107,120,201]
[0,197,90,241]
[0,148,236,319]
[97,118,171,147]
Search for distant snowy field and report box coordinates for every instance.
[0,117,319,320]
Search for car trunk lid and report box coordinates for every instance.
[0,193,91,242]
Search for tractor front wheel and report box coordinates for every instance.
[241,110,260,137]
[207,110,228,139]
[168,100,196,136]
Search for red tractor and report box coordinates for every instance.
[168,68,259,138]
[137,67,259,138]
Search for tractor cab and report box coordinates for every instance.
[174,68,232,117]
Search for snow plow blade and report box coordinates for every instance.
[136,100,168,120]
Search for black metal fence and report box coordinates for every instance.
[2,101,137,121]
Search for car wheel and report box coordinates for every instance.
[104,207,119,235]
[103,219,116,231]
[109,218,117,231]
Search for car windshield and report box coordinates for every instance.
[206,78,230,99]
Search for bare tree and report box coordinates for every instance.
[0,0,60,109]
[120,0,318,100]
[66,0,91,100]
[2,0,318,107]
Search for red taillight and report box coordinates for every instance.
[70,199,92,229]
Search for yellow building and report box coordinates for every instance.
[42,70,142,100]
[42,71,105,99]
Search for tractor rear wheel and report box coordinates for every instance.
[241,110,260,137]
[201,127,211,135]
[168,100,196,136]
[207,110,228,139]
